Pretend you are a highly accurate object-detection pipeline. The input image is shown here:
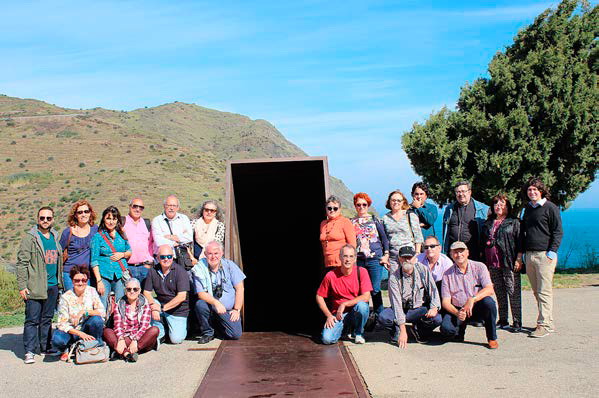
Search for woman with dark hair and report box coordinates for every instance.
[52,265,105,361]
[60,199,99,290]
[481,193,523,331]
[192,200,225,259]
[351,192,389,316]
[320,195,357,268]
[90,206,132,309]
[410,182,438,239]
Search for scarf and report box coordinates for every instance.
[194,217,218,248]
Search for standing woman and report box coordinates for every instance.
[381,190,423,271]
[482,194,522,331]
[60,200,99,290]
[351,193,389,316]
[320,196,357,268]
[91,206,132,309]
[192,200,225,259]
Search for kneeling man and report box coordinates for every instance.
[316,244,372,344]
[379,246,441,348]
[440,241,498,349]
[192,241,245,344]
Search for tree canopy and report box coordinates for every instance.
[402,0,598,210]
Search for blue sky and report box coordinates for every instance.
[1,0,596,210]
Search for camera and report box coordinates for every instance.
[213,285,223,299]
[403,299,413,310]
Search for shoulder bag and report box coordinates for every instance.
[67,339,109,364]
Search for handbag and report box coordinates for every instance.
[99,231,131,282]
[164,218,194,270]
[62,228,72,263]
[67,340,109,364]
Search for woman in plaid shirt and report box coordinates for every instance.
[103,278,159,362]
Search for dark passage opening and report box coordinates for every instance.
[229,159,327,333]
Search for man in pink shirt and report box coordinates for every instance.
[122,198,154,285]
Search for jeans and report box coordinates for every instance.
[23,286,59,353]
[151,303,188,344]
[99,276,125,310]
[63,272,74,292]
[358,257,384,315]
[51,316,105,351]
[440,296,497,341]
[321,301,369,345]
[195,300,242,340]
[127,265,150,287]
[378,306,442,340]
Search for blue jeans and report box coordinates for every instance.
[51,316,105,351]
[321,301,369,345]
[99,276,124,310]
[379,306,442,340]
[358,257,384,315]
[23,286,59,353]
[127,265,150,287]
[195,300,242,340]
[151,302,188,344]
[440,296,498,341]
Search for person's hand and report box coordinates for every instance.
[462,298,474,317]
[19,288,29,301]
[229,309,240,322]
[151,310,161,321]
[150,302,161,312]
[116,338,127,354]
[411,198,423,208]
[398,330,408,349]
[110,252,124,261]
[458,308,467,321]
[425,307,438,318]
[165,234,180,243]
[514,259,522,272]
[79,332,96,342]
[129,340,138,354]
[324,315,336,329]
[380,254,389,266]
[214,301,227,314]
[335,303,347,320]
[97,280,105,296]
[70,310,84,327]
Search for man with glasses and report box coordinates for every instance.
[417,236,453,295]
[152,195,193,268]
[16,206,64,363]
[191,241,245,344]
[122,197,154,285]
[143,245,190,345]
[442,180,488,260]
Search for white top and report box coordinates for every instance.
[151,212,193,255]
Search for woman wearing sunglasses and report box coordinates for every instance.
[60,200,99,291]
[90,206,132,310]
[52,265,106,361]
[320,195,357,268]
[103,278,159,362]
[192,200,225,259]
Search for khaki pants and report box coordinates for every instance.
[526,251,557,329]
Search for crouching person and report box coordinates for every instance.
[192,241,245,344]
[103,278,159,362]
[379,246,442,348]
[52,265,106,361]
[143,245,190,345]
[317,244,372,345]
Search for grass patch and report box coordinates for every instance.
[1,265,24,327]
[5,172,52,186]
[0,312,24,328]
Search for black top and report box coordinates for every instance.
[447,200,480,259]
[144,263,190,316]
[522,200,563,253]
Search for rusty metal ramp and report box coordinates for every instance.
[194,332,370,397]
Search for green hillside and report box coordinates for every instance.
[0,94,353,264]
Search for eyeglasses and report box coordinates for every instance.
[355,203,368,208]
[204,208,217,213]
[126,287,140,292]
[73,278,88,283]
[327,206,339,211]
[131,204,145,210]
[423,244,439,250]
[390,199,404,203]
[455,190,470,194]
[39,216,53,221]
[159,255,173,260]
[76,209,91,215]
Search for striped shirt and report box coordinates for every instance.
[441,260,492,308]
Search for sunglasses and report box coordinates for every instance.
[131,204,145,210]
[39,216,53,221]
[159,254,173,260]
[76,209,91,215]
[423,244,439,250]
[355,203,368,208]
[204,208,217,213]
[390,199,404,203]
[126,287,140,292]
[73,278,88,283]
[327,206,339,211]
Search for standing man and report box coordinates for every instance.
[417,235,454,295]
[440,242,498,349]
[122,197,154,285]
[316,245,372,345]
[143,245,190,345]
[152,195,193,268]
[192,241,245,344]
[16,206,63,364]
[520,177,563,338]
[410,182,438,239]
[442,180,488,260]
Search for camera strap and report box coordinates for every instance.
[209,264,226,292]
[399,266,416,309]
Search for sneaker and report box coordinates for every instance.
[354,335,366,344]
[197,334,215,344]
[487,340,499,349]
[497,320,510,330]
[128,353,138,363]
[24,352,35,364]
[530,325,550,338]
[42,349,61,357]
[60,350,69,362]
[469,321,484,327]
[510,322,522,333]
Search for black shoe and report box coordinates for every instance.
[469,321,484,327]
[510,322,522,333]
[454,334,465,342]
[364,313,377,333]
[197,335,215,344]
[497,320,509,329]
[128,353,138,363]
[408,325,422,343]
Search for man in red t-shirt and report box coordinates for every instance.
[316,244,372,344]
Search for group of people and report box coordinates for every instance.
[16,196,243,364]
[317,177,563,349]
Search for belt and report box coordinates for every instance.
[129,262,152,267]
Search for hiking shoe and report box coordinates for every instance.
[128,353,138,363]
[408,325,422,343]
[24,352,35,364]
[530,326,550,338]
[488,340,499,349]
[197,335,215,344]
[60,350,69,362]
[354,335,366,344]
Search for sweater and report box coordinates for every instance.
[521,200,563,253]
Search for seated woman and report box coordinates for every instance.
[52,265,106,361]
[103,278,159,362]
[191,200,225,259]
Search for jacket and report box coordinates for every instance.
[481,217,522,294]
[16,226,64,299]
[442,198,489,253]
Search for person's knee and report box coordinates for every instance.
[228,327,242,340]
[354,301,369,314]
[169,325,187,344]
[378,308,394,326]
[195,299,210,314]
[321,332,338,345]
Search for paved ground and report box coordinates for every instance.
[1,287,597,397]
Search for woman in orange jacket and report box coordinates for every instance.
[320,196,357,268]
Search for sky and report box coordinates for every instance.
[1,0,597,211]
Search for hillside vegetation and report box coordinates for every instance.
[0,94,353,264]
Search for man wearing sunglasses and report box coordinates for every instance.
[151,195,193,268]
[123,197,154,285]
[416,236,454,295]
[16,206,64,364]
